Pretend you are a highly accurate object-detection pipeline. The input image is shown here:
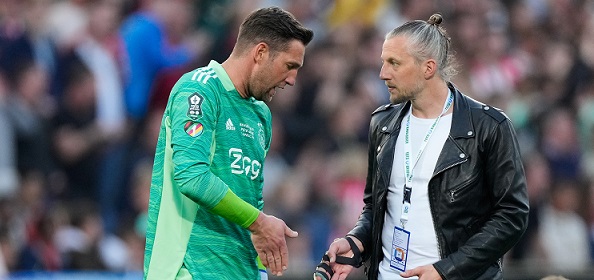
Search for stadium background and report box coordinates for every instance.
[0,0,593,279]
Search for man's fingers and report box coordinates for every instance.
[266,253,280,275]
[267,247,287,276]
[400,267,419,278]
[327,251,335,263]
[281,242,289,270]
[256,245,286,275]
[250,214,295,275]
[331,272,343,280]
[327,239,344,263]
[327,245,340,263]
[285,225,298,238]
[274,254,283,275]
[259,252,268,268]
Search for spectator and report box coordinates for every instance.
[539,106,583,181]
[509,152,552,263]
[16,207,62,271]
[538,179,590,272]
[74,0,130,234]
[51,54,105,200]
[2,60,55,176]
[119,0,199,123]
[0,73,19,199]
[55,199,132,272]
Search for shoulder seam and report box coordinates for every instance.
[480,105,506,123]
[190,67,218,85]
[372,104,393,115]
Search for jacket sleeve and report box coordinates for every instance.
[434,118,530,279]
[347,113,380,262]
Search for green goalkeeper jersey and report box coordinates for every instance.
[144,60,272,279]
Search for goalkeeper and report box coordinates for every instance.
[143,6,313,280]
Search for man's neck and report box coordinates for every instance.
[222,57,250,99]
[410,83,451,119]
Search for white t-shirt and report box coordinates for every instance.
[378,110,452,279]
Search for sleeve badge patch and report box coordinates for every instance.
[187,93,204,119]
[184,121,204,137]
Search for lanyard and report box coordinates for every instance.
[400,90,453,228]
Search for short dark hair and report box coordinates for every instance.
[235,6,314,55]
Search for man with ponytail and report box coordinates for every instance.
[314,14,528,280]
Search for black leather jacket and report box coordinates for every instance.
[347,83,529,280]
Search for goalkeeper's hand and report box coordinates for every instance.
[249,212,298,276]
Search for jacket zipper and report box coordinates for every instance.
[448,178,475,203]
[430,155,467,259]
[433,157,467,178]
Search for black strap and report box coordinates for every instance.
[334,236,363,268]
[314,254,333,280]
[314,236,363,279]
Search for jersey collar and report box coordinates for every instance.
[208,60,236,92]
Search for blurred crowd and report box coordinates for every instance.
[0,0,593,278]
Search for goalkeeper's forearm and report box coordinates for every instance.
[209,189,260,228]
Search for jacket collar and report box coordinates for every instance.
[375,83,475,193]
[448,83,475,139]
[389,83,474,139]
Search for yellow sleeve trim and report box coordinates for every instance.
[209,189,260,228]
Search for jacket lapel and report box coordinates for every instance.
[433,84,474,177]
[375,102,409,190]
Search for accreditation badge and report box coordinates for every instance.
[390,226,410,272]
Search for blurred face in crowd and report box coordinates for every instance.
[17,63,48,104]
[154,0,193,43]
[379,35,425,104]
[88,0,121,40]
[249,40,305,102]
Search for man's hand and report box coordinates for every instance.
[314,237,364,280]
[249,212,298,276]
[400,264,442,280]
